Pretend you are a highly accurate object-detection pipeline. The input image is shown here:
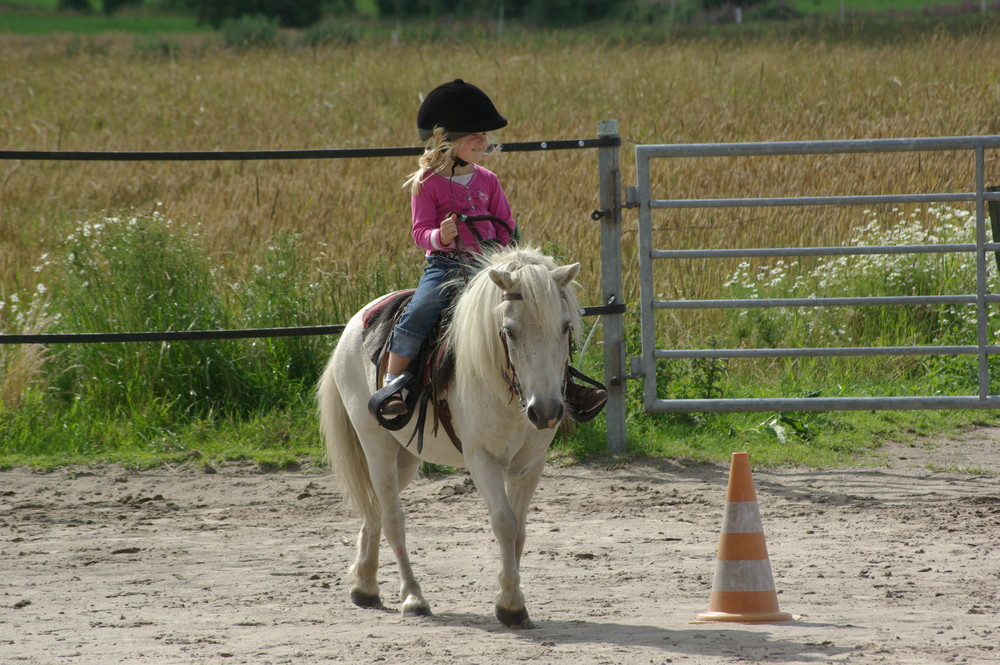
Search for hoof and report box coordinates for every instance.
[496,605,535,629]
[402,604,433,618]
[350,589,384,610]
[402,597,433,618]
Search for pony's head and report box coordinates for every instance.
[447,246,581,429]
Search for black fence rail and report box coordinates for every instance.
[0,326,347,345]
[0,137,619,163]
[1,136,620,346]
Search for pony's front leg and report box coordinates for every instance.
[505,448,548,570]
[467,450,539,629]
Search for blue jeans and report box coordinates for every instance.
[389,254,463,360]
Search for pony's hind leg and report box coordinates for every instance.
[366,444,432,617]
[349,519,384,609]
[346,447,418,610]
[349,517,383,609]
[318,350,386,611]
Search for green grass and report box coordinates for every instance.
[2,0,63,8]
[799,0,983,14]
[0,402,322,470]
[2,0,995,38]
[0,12,205,34]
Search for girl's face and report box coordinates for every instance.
[454,132,489,165]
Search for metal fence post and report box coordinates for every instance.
[597,120,627,453]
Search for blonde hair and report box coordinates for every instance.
[402,127,502,196]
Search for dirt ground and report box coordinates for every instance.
[2,429,999,665]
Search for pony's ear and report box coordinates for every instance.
[551,263,580,288]
[489,268,516,292]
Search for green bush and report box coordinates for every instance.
[0,210,417,463]
[219,14,281,49]
[723,205,986,350]
[102,0,142,15]
[191,0,323,28]
[721,204,993,395]
[39,212,238,417]
[131,34,183,58]
[522,0,617,26]
[57,0,93,13]
[300,18,361,47]
[373,0,619,25]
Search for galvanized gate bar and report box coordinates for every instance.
[640,135,1000,157]
[652,395,1000,413]
[656,295,979,308]
[633,134,1000,414]
[654,243,979,259]
[655,345,990,359]
[651,192,1000,209]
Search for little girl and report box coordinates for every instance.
[373,79,607,423]
[376,79,513,419]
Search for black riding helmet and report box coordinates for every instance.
[416,79,507,142]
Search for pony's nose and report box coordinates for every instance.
[526,399,564,430]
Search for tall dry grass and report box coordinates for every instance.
[2,32,999,310]
[0,297,53,410]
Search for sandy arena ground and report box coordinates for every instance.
[2,429,998,664]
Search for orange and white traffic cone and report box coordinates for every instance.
[695,452,792,623]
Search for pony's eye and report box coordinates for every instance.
[563,322,573,336]
[501,326,515,341]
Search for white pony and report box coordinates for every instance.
[317,245,581,628]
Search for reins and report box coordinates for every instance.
[439,213,516,285]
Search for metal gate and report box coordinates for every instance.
[598,133,1000,451]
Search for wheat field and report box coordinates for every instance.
[2,31,1000,308]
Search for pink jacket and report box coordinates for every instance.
[411,165,515,254]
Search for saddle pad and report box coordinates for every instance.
[361,289,415,365]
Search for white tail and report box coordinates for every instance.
[317,359,379,523]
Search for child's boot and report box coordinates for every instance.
[380,393,408,417]
[368,372,414,426]
[564,367,608,423]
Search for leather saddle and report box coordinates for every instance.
[361,291,462,454]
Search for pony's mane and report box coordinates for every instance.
[445,245,581,396]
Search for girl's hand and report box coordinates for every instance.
[439,214,459,245]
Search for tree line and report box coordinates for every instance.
[55,0,771,28]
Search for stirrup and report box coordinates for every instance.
[564,366,608,423]
[368,371,416,430]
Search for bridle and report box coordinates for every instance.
[498,290,572,409]
[499,291,525,406]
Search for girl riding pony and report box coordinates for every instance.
[372,79,607,424]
